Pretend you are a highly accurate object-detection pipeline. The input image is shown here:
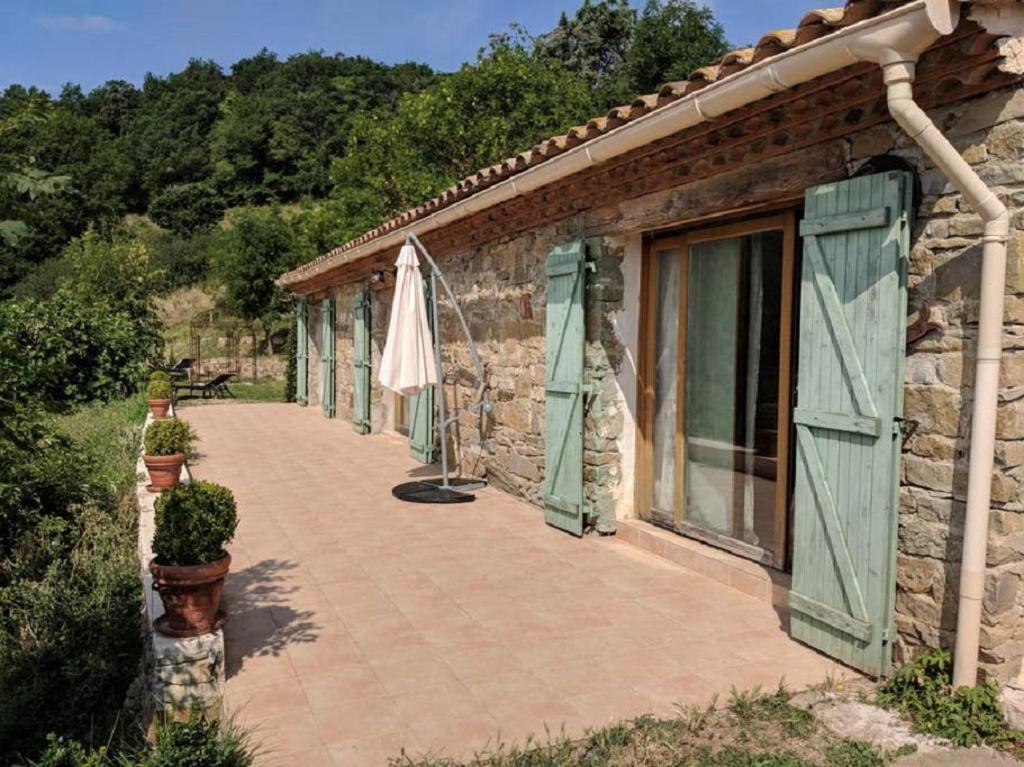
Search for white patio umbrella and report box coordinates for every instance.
[379,243,438,395]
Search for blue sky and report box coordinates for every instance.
[1,1,812,96]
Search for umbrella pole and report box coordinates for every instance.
[389,233,488,504]
[429,269,452,490]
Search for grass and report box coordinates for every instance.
[174,377,284,406]
[390,686,905,767]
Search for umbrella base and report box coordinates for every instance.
[392,477,484,504]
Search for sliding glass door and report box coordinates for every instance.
[643,214,795,568]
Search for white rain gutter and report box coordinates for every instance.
[289,0,1008,688]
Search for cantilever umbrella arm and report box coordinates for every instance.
[405,233,491,493]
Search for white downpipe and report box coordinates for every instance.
[883,62,1009,688]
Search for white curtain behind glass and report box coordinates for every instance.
[651,250,680,515]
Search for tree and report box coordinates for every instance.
[148,181,225,236]
[626,0,729,94]
[84,79,141,138]
[212,207,298,363]
[209,51,436,204]
[131,59,227,196]
[533,0,636,107]
[333,42,597,220]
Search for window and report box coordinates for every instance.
[640,213,796,568]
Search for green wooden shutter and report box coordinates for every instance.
[353,289,371,434]
[296,298,308,406]
[790,171,912,676]
[408,279,435,463]
[544,240,590,536]
[321,297,336,418]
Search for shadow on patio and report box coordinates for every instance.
[184,402,852,767]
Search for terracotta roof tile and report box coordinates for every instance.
[282,0,912,282]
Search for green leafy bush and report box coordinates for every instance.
[0,397,144,764]
[145,706,254,767]
[878,649,1023,749]
[0,230,161,410]
[22,734,108,767]
[143,419,194,457]
[23,707,255,766]
[147,380,171,400]
[147,378,172,399]
[152,481,237,567]
[147,181,225,237]
[150,371,171,383]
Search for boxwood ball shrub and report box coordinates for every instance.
[148,377,172,399]
[144,418,194,456]
[153,481,238,566]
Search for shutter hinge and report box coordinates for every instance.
[893,416,916,441]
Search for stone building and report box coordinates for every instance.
[280,0,1024,692]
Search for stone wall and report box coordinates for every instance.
[406,221,630,527]
[861,86,1024,683]
[306,301,323,410]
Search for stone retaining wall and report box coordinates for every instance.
[136,408,224,720]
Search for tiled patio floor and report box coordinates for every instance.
[183,403,853,767]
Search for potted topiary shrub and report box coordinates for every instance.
[148,370,173,419]
[150,481,237,637]
[143,418,194,492]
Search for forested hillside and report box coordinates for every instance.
[0,0,726,315]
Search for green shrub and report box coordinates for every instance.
[0,230,162,411]
[152,481,237,567]
[22,734,108,767]
[0,397,144,764]
[878,649,1024,749]
[148,182,226,237]
[150,371,171,383]
[145,706,254,767]
[143,419,194,457]
[23,708,256,767]
[147,379,172,399]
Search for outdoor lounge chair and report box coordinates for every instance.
[173,373,235,401]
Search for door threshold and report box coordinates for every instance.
[617,519,791,609]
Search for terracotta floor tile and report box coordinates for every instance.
[298,662,387,708]
[326,731,421,767]
[370,656,463,696]
[440,645,526,683]
[182,403,859,767]
[313,697,405,744]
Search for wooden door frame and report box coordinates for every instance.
[634,211,796,570]
[394,393,410,436]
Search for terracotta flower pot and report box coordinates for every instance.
[148,398,172,419]
[150,553,230,637]
[143,453,185,493]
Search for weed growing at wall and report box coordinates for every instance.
[878,649,1024,750]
